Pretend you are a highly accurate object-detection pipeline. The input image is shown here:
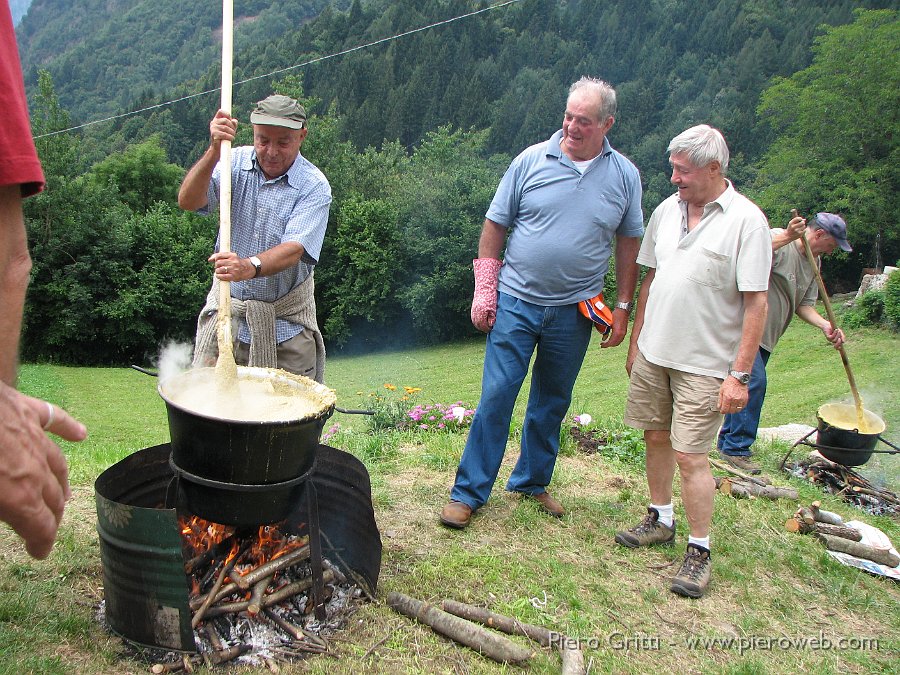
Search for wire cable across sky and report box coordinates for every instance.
[33,0,526,139]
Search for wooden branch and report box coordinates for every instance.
[206,644,252,666]
[440,597,585,673]
[709,458,769,486]
[717,477,798,500]
[784,518,863,541]
[150,645,250,674]
[201,569,335,619]
[190,580,239,611]
[818,533,900,567]
[263,568,334,608]
[192,552,238,628]
[387,592,532,664]
[234,544,310,590]
[247,574,273,616]
[440,599,553,646]
[263,608,307,642]
[852,485,900,505]
[561,644,587,675]
[202,624,224,652]
[810,501,844,525]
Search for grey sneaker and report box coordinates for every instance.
[614,508,676,548]
[720,453,761,475]
[670,544,711,598]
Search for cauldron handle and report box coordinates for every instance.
[877,435,900,452]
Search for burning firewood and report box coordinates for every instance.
[191,550,240,628]
[387,592,533,664]
[247,574,273,616]
[233,544,310,590]
[785,456,899,515]
[172,513,363,669]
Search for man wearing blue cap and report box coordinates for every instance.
[717,212,852,473]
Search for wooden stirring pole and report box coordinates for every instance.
[791,209,864,421]
[216,0,238,379]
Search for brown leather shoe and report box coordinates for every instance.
[440,501,473,529]
[530,491,565,518]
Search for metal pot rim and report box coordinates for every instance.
[158,366,336,425]
[816,402,886,436]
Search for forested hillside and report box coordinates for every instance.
[16,0,340,119]
[14,1,900,363]
[18,0,895,200]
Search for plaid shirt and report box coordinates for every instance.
[205,146,331,343]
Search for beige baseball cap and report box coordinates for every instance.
[249,94,307,129]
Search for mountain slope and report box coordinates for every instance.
[16,0,338,120]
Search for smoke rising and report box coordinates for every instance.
[156,341,193,383]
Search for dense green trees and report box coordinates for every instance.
[752,9,899,288]
[23,75,214,364]
[15,3,899,363]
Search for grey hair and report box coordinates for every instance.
[568,76,617,121]
[667,124,730,174]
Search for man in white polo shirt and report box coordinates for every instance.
[616,124,772,598]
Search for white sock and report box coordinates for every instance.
[650,503,674,527]
[688,535,710,551]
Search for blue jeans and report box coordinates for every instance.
[717,348,771,457]
[450,293,592,509]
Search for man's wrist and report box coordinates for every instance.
[728,370,751,385]
[615,300,632,314]
[249,256,262,278]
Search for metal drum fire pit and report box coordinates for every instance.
[95,442,382,652]
[158,366,336,526]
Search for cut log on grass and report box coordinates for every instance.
[784,518,863,541]
[810,501,844,526]
[717,477,798,500]
[440,599,553,645]
[796,504,844,527]
[387,592,532,664]
[818,533,900,567]
[440,598,586,674]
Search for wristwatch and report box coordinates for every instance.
[249,256,262,278]
[729,370,751,385]
[615,301,632,313]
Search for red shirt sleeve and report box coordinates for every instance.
[0,3,45,197]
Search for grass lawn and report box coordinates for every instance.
[2,315,898,674]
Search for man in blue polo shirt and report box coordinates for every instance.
[440,77,644,529]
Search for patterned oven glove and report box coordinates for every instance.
[471,257,503,332]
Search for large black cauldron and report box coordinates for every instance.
[158,367,335,526]
[815,402,886,467]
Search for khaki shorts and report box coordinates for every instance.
[624,351,723,454]
[234,329,317,380]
